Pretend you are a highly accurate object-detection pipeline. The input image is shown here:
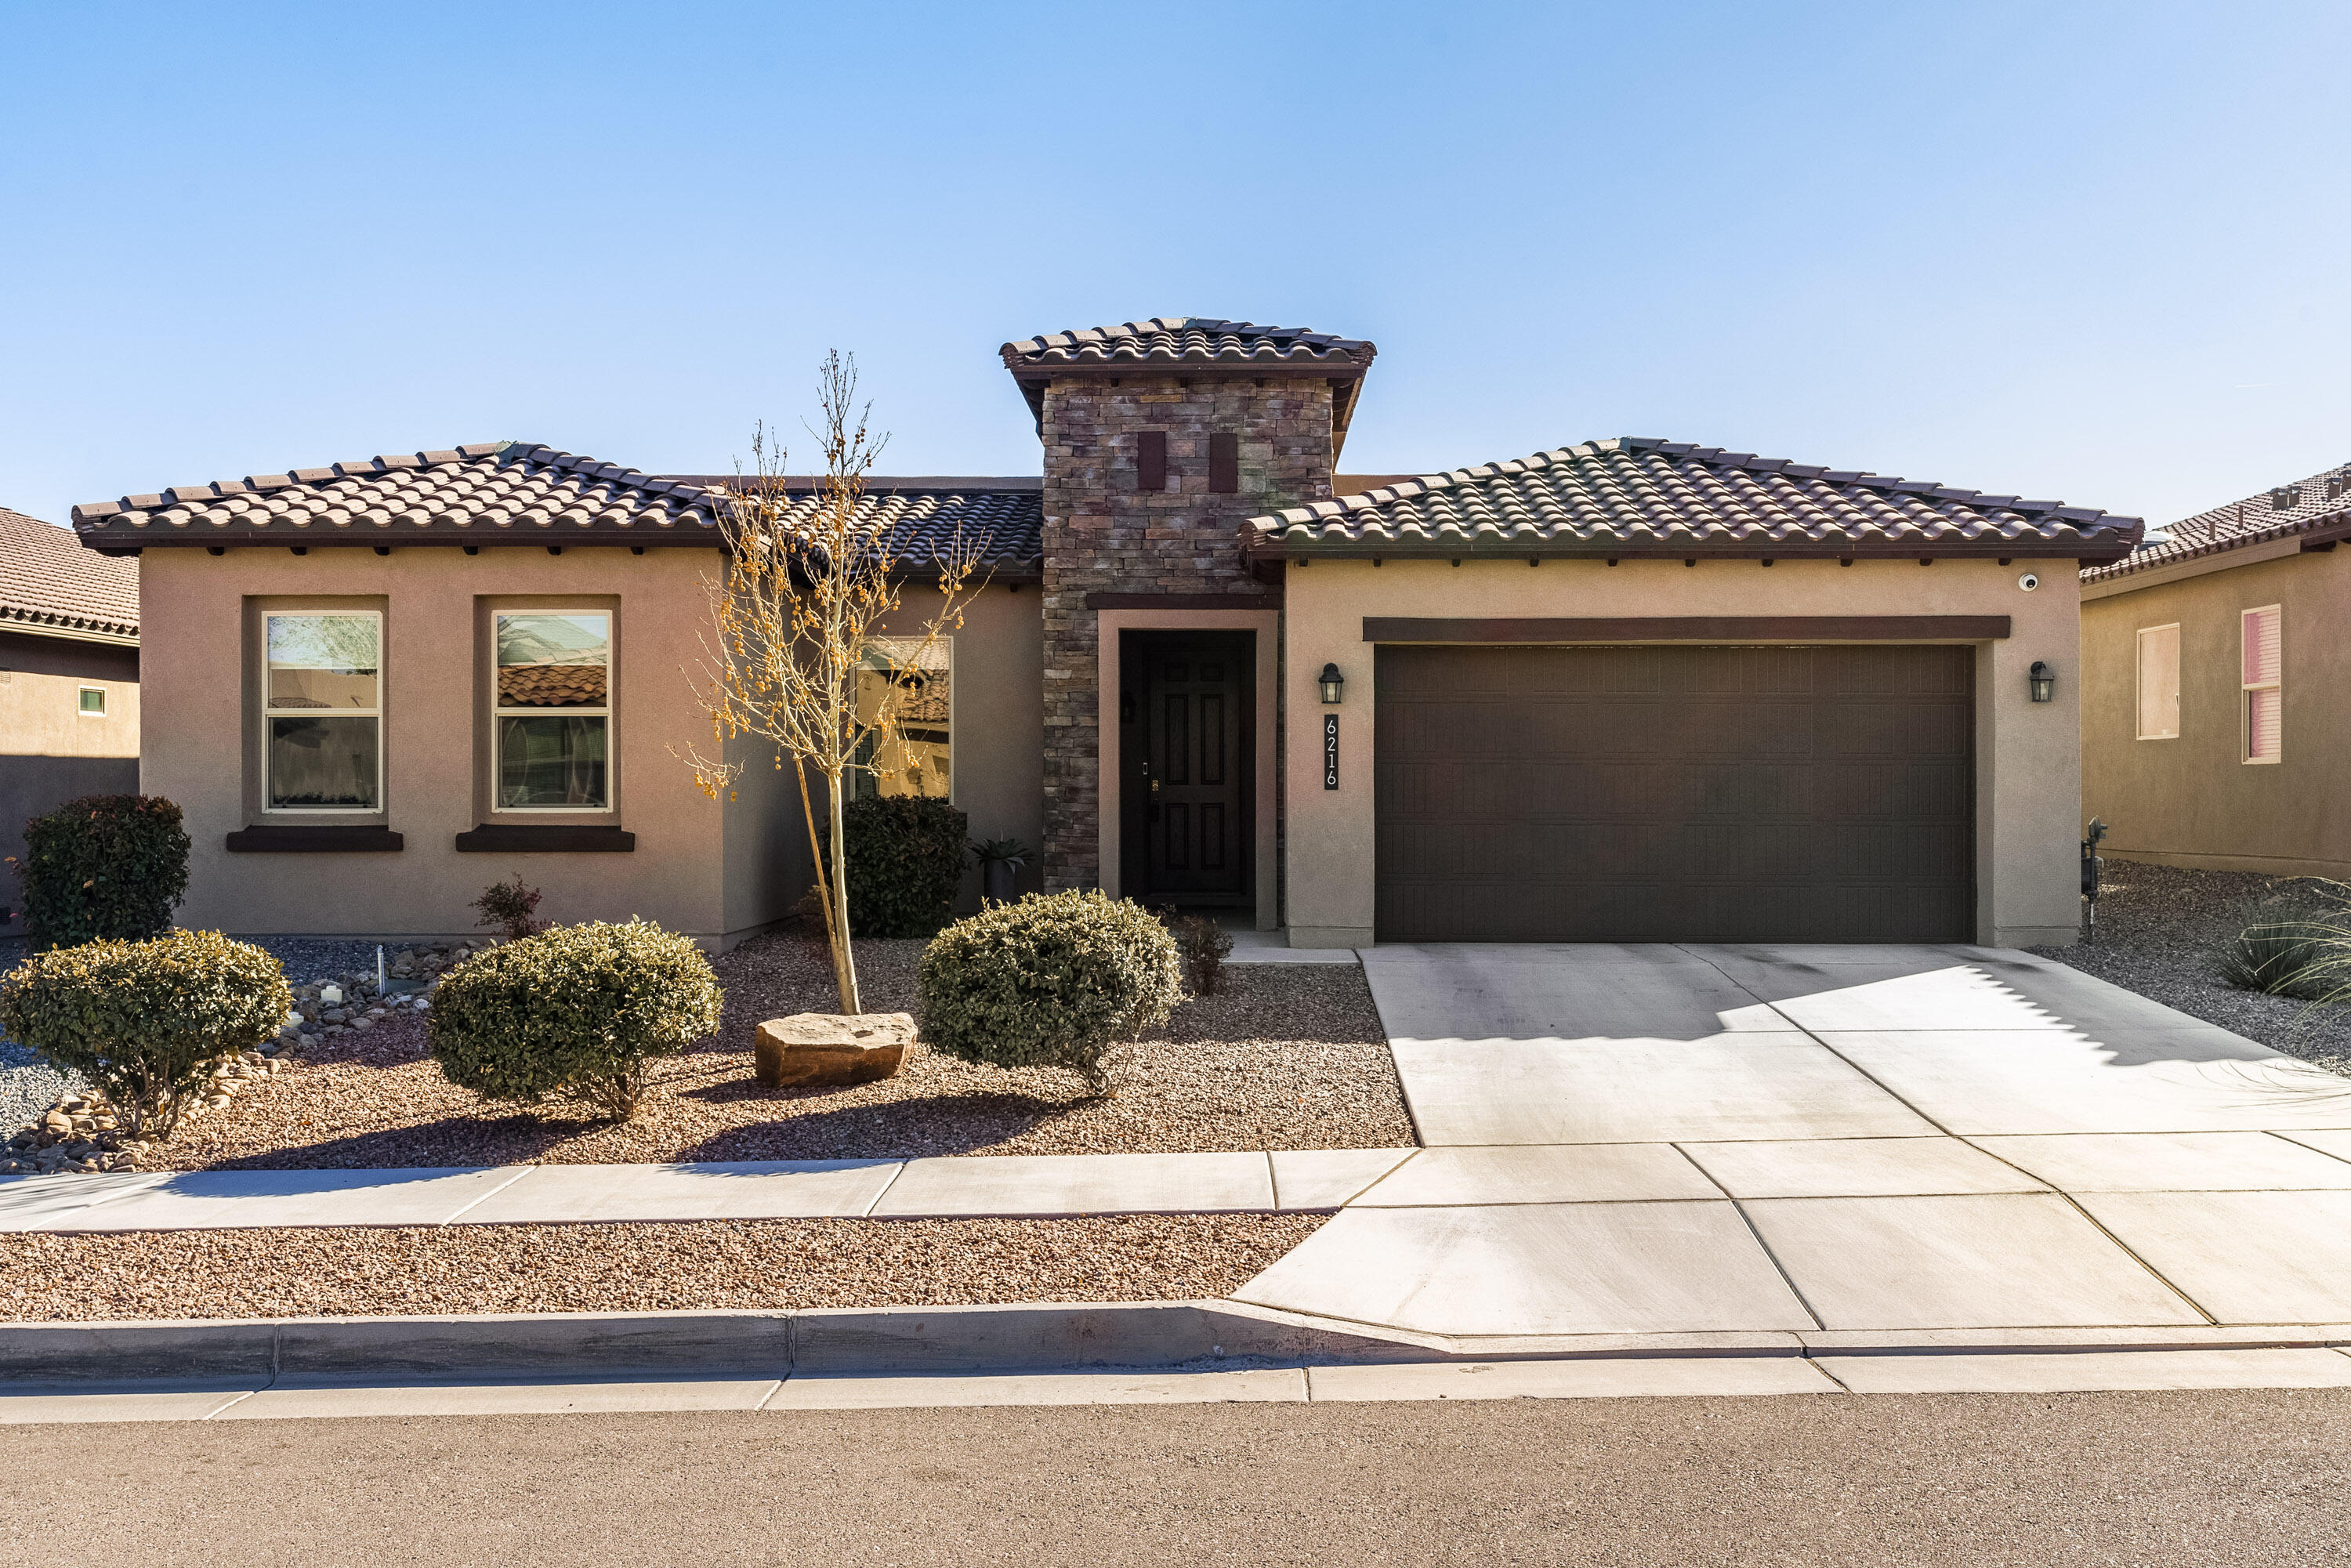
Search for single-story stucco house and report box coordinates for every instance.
[2078,458,2351,878]
[0,509,140,930]
[72,316,2141,950]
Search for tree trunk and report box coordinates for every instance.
[793,757,848,1009]
[826,770,861,1015]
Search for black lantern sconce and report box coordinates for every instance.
[2029,661,2056,703]
[1317,663,1346,704]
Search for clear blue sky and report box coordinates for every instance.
[7,0,2346,531]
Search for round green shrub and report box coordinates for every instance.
[428,919,725,1122]
[843,795,970,938]
[916,890,1185,1095]
[18,794,191,952]
[0,929,292,1139]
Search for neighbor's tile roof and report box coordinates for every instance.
[660,476,1045,574]
[72,443,722,549]
[0,509,139,641]
[1001,317,1375,370]
[1252,437,2143,561]
[2081,458,2351,583]
[498,664,608,708]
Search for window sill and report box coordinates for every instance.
[455,824,635,853]
[226,826,404,853]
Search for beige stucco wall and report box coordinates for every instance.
[0,663,139,762]
[142,545,761,945]
[1281,557,2082,948]
[2081,545,2351,875]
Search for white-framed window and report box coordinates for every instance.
[263,611,382,810]
[494,610,610,810]
[2242,604,2282,764]
[2135,624,2179,740]
[852,636,952,802]
[76,686,106,718]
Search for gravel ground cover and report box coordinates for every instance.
[0,1213,1325,1321]
[2030,860,2351,1077]
[147,933,1411,1170]
[0,1041,80,1133]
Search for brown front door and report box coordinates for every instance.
[1120,631,1252,906]
[1375,643,1975,943]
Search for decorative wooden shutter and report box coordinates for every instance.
[2135,625,2179,739]
[2242,606,2282,762]
[1138,431,1167,493]
[1208,432,1238,494]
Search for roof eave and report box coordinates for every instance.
[1251,539,2138,565]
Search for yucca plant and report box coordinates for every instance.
[2216,881,2351,1002]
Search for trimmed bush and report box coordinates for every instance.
[917,890,1185,1095]
[0,929,292,1139]
[844,795,969,937]
[428,920,725,1122]
[17,794,190,951]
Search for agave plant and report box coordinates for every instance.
[2216,880,2351,1002]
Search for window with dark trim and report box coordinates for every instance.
[1137,431,1167,492]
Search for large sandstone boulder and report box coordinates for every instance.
[754,1012,915,1088]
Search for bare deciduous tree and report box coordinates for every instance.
[681,353,980,1013]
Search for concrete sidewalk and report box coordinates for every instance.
[1237,943,2351,1338]
[0,1147,1416,1232]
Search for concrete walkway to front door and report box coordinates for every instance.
[1236,943,2351,1342]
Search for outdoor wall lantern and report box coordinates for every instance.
[2029,661,2056,704]
[1317,663,1346,704]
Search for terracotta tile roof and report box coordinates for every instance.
[498,664,607,708]
[1251,437,2143,563]
[72,442,720,550]
[1001,317,1375,371]
[661,476,1045,576]
[0,509,139,642]
[2080,458,2351,584]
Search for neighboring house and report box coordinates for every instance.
[73,317,2139,949]
[2078,460,2351,877]
[0,509,140,929]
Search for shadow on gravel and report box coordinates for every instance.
[198,1114,589,1171]
[669,1092,1081,1162]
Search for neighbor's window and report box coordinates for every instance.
[77,686,106,718]
[852,637,951,801]
[265,612,381,810]
[495,611,610,809]
[2242,605,2282,764]
[2135,624,2179,740]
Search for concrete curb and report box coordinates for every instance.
[9,1302,2351,1384]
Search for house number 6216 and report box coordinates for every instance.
[1324,713,1339,791]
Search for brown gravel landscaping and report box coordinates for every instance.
[0,1213,1325,1320]
[149,933,1411,1171]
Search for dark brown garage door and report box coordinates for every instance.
[1375,644,1974,943]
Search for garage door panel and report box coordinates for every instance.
[1375,644,1975,943]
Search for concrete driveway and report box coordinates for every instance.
[1237,944,2351,1341]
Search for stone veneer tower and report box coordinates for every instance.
[999,317,1377,893]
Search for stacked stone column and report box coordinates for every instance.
[1037,375,1335,891]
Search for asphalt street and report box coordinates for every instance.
[4,1388,2348,1565]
